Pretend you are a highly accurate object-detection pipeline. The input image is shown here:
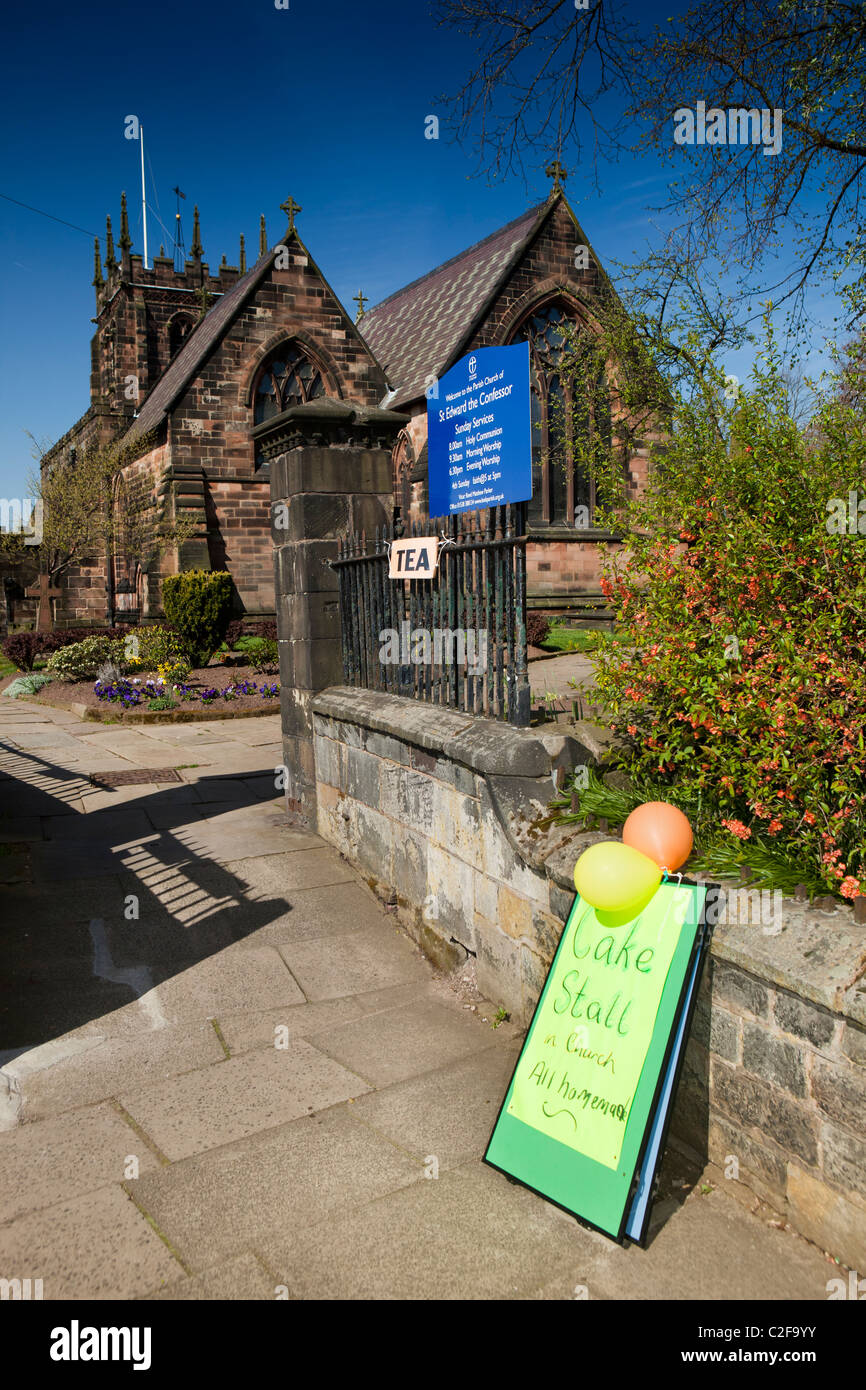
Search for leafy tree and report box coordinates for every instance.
[23,430,194,601]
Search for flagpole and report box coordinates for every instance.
[140,124,148,270]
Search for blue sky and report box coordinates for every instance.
[0,0,845,496]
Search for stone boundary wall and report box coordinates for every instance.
[311,687,866,1270]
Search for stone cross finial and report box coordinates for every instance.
[353,289,368,322]
[279,195,302,232]
[545,160,567,190]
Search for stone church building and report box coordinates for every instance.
[46,181,654,628]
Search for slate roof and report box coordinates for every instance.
[358,201,549,410]
[126,249,279,443]
[125,197,558,442]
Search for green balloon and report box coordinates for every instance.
[574,841,662,915]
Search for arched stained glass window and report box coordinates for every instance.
[252,342,328,466]
[392,428,416,522]
[253,344,325,425]
[510,300,610,527]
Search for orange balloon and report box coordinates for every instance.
[622,801,693,873]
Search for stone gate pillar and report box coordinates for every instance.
[255,399,408,826]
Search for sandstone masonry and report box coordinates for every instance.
[310,686,866,1270]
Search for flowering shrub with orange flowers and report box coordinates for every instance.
[592,333,866,899]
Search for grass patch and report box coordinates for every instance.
[540,622,631,654]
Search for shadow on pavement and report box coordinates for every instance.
[0,739,300,1057]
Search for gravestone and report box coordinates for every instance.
[26,573,62,633]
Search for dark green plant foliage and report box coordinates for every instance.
[239,637,279,672]
[162,571,233,668]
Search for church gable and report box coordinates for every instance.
[359,203,546,410]
[459,194,605,355]
[379,191,659,534]
[124,222,390,618]
[130,225,387,469]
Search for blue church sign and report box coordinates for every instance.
[427,343,532,517]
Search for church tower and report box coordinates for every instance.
[89,194,254,422]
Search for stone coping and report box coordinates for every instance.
[312,685,866,1025]
[312,686,559,778]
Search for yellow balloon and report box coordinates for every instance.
[573,841,662,915]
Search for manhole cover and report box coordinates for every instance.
[90,768,183,788]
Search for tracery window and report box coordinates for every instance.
[253,344,326,425]
[252,342,328,466]
[392,428,416,522]
[510,300,610,527]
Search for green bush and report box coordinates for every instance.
[592,324,866,900]
[45,636,120,682]
[251,638,279,673]
[236,635,279,672]
[162,571,233,668]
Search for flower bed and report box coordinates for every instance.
[92,675,281,709]
[0,661,279,721]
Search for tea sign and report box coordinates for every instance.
[388,536,439,579]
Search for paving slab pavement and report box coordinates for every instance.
[0,699,841,1300]
[527,650,598,704]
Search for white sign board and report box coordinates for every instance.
[388,537,439,579]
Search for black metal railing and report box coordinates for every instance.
[332,503,530,726]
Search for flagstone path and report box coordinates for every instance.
[0,700,838,1299]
